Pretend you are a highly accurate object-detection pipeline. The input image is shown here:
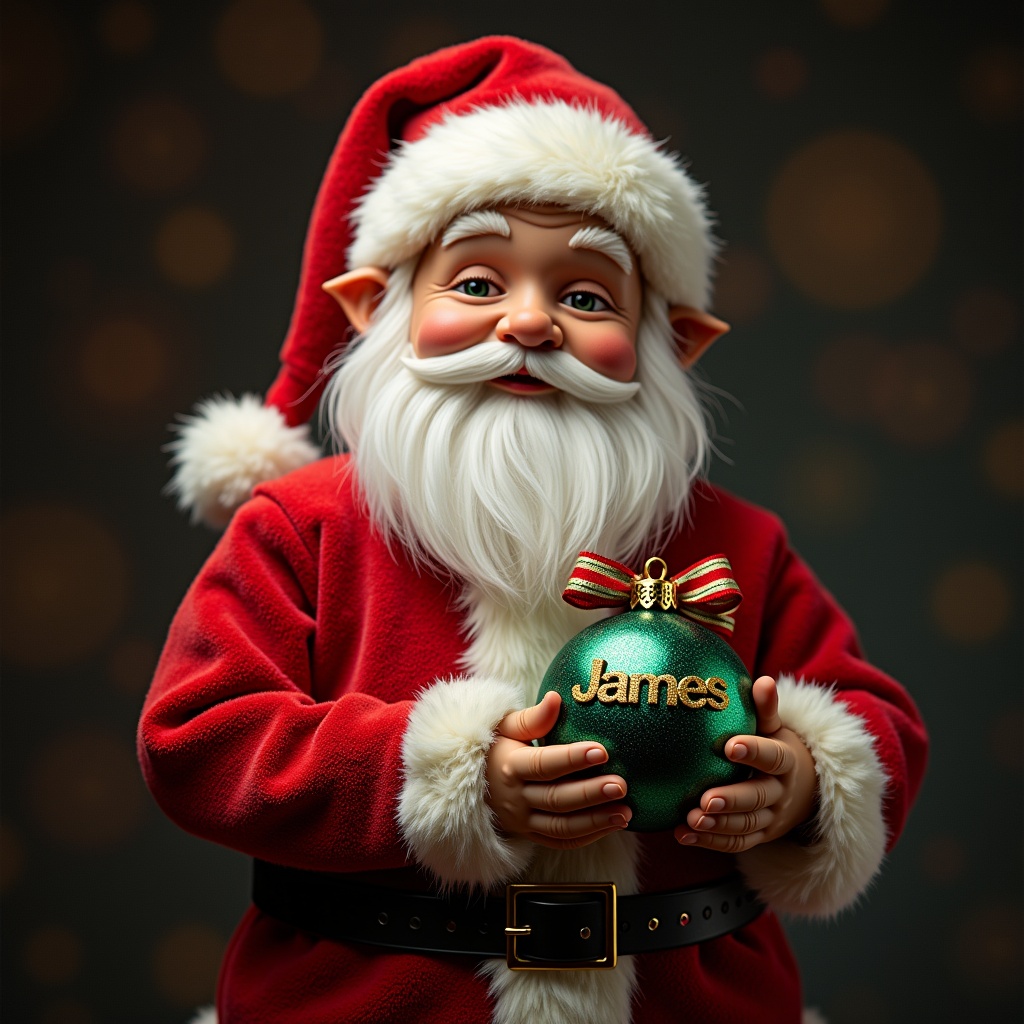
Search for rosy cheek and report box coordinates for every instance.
[413,306,490,358]
[576,329,638,381]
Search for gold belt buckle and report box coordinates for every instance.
[504,882,617,970]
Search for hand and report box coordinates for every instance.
[486,691,632,850]
[674,676,817,853]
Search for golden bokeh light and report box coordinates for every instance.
[154,206,236,289]
[54,298,199,440]
[712,245,773,325]
[951,285,1019,356]
[23,926,82,985]
[767,132,942,309]
[931,560,1012,645]
[781,441,875,530]
[0,820,25,893]
[983,419,1023,498]
[1,504,129,670]
[215,0,323,98]
[1,4,74,147]
[153,923,225,1007]
[110,97,205,193]
[870,342,971,447]
[812,333,886,422]
[79,316,168,406]
[819,0,889,28]
[107,636,159,694]
[920,833,967,884]
[98,1,155,56]
[961,45,1022,124]
[754,48,808,100]
[30,729,146,849]
[955,903,1022,993]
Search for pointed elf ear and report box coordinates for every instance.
[668,306,730,368]
[322,267,390,334]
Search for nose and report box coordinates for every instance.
[496,308,563,349]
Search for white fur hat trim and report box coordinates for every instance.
[349,100,716,309]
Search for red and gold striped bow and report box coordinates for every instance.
[562,551,743,634]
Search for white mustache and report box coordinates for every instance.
[401,341,640,404]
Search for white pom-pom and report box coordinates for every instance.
[167,394,321,528]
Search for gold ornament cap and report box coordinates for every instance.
[630,557,678,611]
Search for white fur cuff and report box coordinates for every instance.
[167,394,321,527]
[738,676,888,918]
[398,676,535,889]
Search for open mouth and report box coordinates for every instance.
[489,367,556,393]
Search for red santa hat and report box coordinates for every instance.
[170,35,716,526]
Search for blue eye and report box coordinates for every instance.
[455,278,498,298]
[563,291,609,312]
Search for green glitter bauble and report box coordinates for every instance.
[539,610,755,832]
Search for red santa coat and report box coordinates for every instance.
[139,456,927,1024]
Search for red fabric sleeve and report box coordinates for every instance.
[756,528,929,851]
[138,494,412,872]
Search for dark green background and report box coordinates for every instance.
[2,1,1020,1021]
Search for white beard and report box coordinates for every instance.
[325,260,711,614]
[327,260,713,1024]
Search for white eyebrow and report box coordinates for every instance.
[568,225,633,275]
[441,209,511,248]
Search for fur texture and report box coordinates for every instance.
[740,675,889,918]
[338,235,707,1021]
[167,395,320,527]
[479,954,637,1024]
[398,675,535,889]
[397,585,642,1023]
[463,590,640,1024]
[327,266,710,614]
[348,100,716,309]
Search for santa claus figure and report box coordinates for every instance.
[139,37,927,1024]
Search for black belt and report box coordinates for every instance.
[253,859,764,970]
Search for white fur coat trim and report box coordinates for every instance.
[398,675,535,889]
[467,595,641,1024]
[167,394,321,528]
[397,591,638,1022]
[349,99,716,310]
[739,675,889,918]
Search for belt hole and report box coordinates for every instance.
[580,926,591,940]
[377,912,388,926]
[478,924,489,935]
[648,917,659,931]
[620,920,630,932]
[702,906,712,920]
[721,900,730,914]
[446,920,457,933]
[409,916,421,930]
[679,912,689,927]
